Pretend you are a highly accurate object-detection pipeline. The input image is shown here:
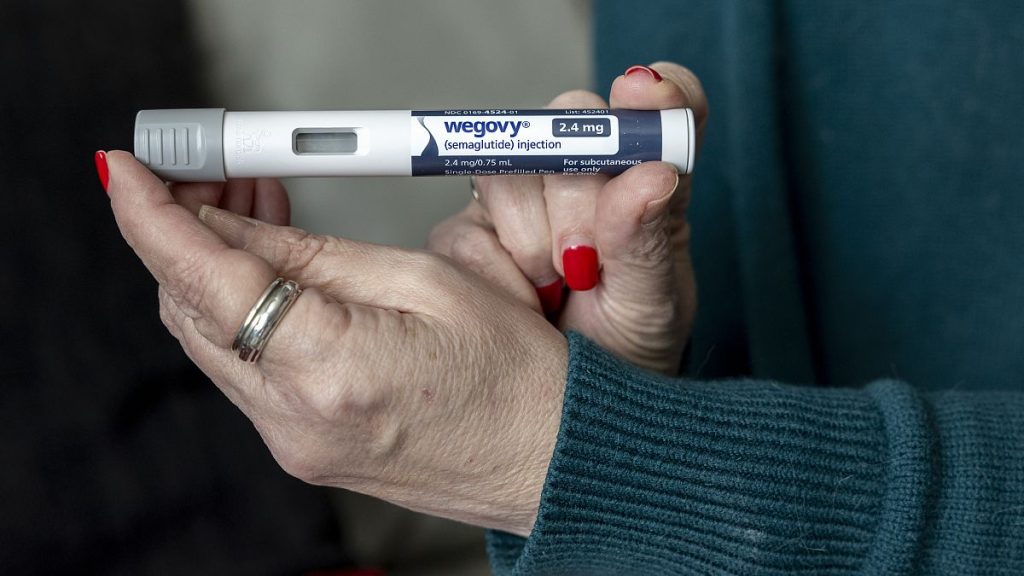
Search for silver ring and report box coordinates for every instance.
[232,278,302,363]
[469,176,480,202]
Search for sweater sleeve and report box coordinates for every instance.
[487,333,1024,575]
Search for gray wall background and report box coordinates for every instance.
[186,2,592,573]
[191,0,592,246]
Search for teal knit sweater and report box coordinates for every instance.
[488,1,1024,573]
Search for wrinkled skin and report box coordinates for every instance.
[104,61,705,536]
[429,62,707,374]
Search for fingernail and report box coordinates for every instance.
[94,151,109,193]
[198,204,258,248]
[625,65,663,82]
[562,245,599,291]
[535,278,565,315]
[641,172,680,226]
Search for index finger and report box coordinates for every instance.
[106,150,276,348]
[609,62,708,131]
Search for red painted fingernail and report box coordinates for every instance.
[94,150,109,193]
[625,65,663,82]
[536,278,565,315]
[562,246,599,291]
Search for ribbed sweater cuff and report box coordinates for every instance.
[488,332,929,575]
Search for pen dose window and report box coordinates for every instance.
[293,129,358,154]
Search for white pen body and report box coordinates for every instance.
[223,110,411,177]
[134,108,695,181]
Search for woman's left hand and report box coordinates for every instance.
[428,63,707,376]
[105,151,568,537]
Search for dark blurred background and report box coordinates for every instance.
[0,2,349,574]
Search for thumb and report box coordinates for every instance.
[587,160,694,374]
[595,161,685,288]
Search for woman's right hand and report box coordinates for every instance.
[428,62,708,374]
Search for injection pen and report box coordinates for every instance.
[133,108,695,181]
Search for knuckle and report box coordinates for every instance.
[164,251,218,318]
[260,404,337,486]
[495,206,548,248]
[303,376,381,430]
[303,385,347,431]
[425,216,461,254]
[158,300,180,339]
[499,235,551,278]
[473,174,496,196]
[449,225,500,270]
[404,249,456,289]
[157,290,174,326]
[497,224,541,253]
[276,229,330,280]
[274,443,322,484]
[425,226,447,253]
[255,290,356,383]
[627,221,682,270]
[302,298,356,368]
[157,289,185,337]
[637,225,673,262]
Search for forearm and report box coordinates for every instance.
[489,333,1024,575]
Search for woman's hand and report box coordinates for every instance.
[428,63,707,375]
[105,152,568,537]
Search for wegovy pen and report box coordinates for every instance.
[134,108,695,181]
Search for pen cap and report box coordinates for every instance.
[134,108,226,181]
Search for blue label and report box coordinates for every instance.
[410,109,661,176]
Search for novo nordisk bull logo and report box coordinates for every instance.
[443,119,530,138]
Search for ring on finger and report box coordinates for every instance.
[232,278,302,363]
[470,176,481,202]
